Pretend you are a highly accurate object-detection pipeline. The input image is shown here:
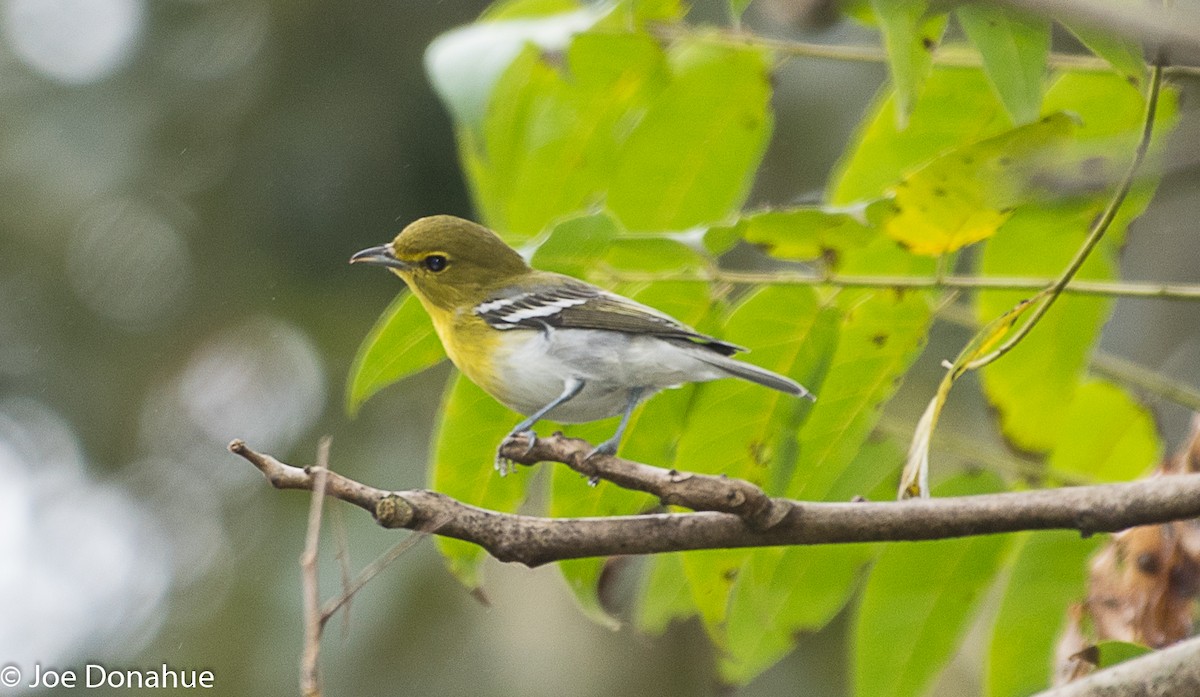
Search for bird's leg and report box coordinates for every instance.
[496,377,585,476]
[586,386,645,464]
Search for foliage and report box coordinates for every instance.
[348,0,1179,694]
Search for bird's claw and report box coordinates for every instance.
[584,439,618,463]
[495,430,538,477]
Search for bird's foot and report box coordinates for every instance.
[495,430,538,476]
[585,438,618,461]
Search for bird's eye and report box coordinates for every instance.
[423,254,448,272]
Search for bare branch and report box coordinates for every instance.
[499,433,789,529]
[229,439,1200,569]
[1034,634,1200,697]
[298,437,331,697]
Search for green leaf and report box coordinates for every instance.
[345,292,445,416]
[854,471,1010,697]
[900,295,1039,498]
[976,72,1177,453]
[830,68,1008,205]
[673,285,827,483]
[672,285,832,638]
[531,210,620,276]
[430,374,533,588]
[1048,380,1160,482]
[637,552,695,634]
[425,4,605,133]
[956,5,1050,125]
[481,0,583,21]
[869,0,948,126]
[465,32,670,238]
[1062,22,1147,86]
[556,558,621,630]
[549,281,712,624]
[788,285,934,501]
[719,439,903,684]
[454,27,772,238]
[728,0,753,23]
[731,207,875,263]
[883,113,1074,255]
[603,0,687,25]
[722,544,874,684]
[602,236,709,275]
[606,39,773,231]
[1093,640,1153,668]
[976,202,1114,453]
[987,531,1102,697]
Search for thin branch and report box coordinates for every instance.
[328,504,352,639]
[994,0,1200,67]
[964,63,1164,370]
[319,532,431,628]
[601,269,1200,301]
[935,302,1200,412]
[299,437,331,697]
[648,26,1200,78]
[229,439,1200,568]
[1092,352,1200,413]
[1033,634,1200,697]
[874,417,1088,486]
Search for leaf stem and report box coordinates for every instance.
[962,63,1164,370]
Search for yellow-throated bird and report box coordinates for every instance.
[352,215,814,474]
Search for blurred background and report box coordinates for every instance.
[2,0,1197,695]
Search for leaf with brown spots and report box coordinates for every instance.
[882,113,1075,255]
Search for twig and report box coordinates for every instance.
[649,26,1200,78]
[1032,633,1200,697]
[600,269,1200,301]
[936,302,1200,412]
[319,531,432,628]
[329,504,352,638]
[1092,353,1200,412]
[229,439,1200,568]
[299,437,331,697]
[964,63,1164,370]
[994,0,1200,67]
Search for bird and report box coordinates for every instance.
[351,215,814,474]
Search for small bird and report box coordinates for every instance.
[351,215,814,474]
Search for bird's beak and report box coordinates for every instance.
[350,244,410,271]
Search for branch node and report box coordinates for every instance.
[375,495,414,529]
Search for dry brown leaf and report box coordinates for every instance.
[1054,415,1200,683]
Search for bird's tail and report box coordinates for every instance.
[698,354,816,401]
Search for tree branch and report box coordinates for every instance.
[649,26,1200,78]
[229,438,1200,568]
[1034,634,1200,697]
[602,269,1200,301]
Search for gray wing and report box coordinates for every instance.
[473,278,744,357]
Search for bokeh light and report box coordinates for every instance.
[158,0,268,82]
[0,399,171,671]
[174,316,326,458]
[66,196,193,329]
[2,0,144,84]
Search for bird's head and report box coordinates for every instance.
[351,215,530,310]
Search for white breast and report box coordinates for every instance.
[487,328,727,423]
